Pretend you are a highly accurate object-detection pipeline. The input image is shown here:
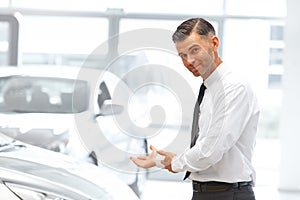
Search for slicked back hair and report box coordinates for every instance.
[172,18,216,43]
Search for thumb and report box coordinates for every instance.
[150,145,158,152]
[157,149,167,156]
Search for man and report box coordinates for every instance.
[130,18,259,200]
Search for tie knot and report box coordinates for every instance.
[200,83,206,91]
[197,83,206,105]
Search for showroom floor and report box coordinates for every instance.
[140,139,300,200]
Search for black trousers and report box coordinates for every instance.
[191,185,256,200]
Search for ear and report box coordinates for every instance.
[211,36,219,51]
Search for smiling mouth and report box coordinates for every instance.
[191,65,199,71]
[190,65,204,76]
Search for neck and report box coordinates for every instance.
[202,57,222,80]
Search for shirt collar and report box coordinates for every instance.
[203,62,227,88]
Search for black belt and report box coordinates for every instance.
[192,181,253,192]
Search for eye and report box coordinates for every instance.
[191,47,199,54]
[179,54,187,60]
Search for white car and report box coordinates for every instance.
[0,132,139,200]
[0,65,148,197]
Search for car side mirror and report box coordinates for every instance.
[95,99,123,118]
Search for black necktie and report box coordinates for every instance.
[183,83,206,180]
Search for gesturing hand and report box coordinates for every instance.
[130,145,158,169]
[157,149,177,173]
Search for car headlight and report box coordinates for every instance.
[5,183,67,200]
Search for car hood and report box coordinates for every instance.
[0,140,139,200]
[0,157,110,199]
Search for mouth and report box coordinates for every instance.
[189,65,201,76]
[190,64,200,72]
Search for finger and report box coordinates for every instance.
[164,164,172,171]
[157,150,167,156]
[130,157,141,166]
[161,159,169,166]
[150,145,158,152]
[131,157,148,167]
[137,157,147,160]
[130,156,140,162]
[130,156,146,163]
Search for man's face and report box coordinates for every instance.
[175,32,217,79]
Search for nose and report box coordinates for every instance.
[186,54,195,65]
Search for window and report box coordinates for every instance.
[268,74,282,89]
[21,16,108,66]
[11,0,108,12]
[268,23,285,89]
[269,48,283,65]
[270,25,284,40]
[0,76,88,113]
[0,0,9,7]
[226,0,286,17]
[121,0,224,15]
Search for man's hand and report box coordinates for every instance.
[157,149,177,173]
[130,145,158,169]
[130,145,177,173]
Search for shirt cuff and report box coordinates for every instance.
[171,152,188,172]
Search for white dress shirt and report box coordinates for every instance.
[171,63,260,184]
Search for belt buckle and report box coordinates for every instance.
[193,182,205,192]
[200,184,207,192]
[207,185,230,192]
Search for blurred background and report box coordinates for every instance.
[0,0,299,199]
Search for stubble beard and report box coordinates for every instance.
[199,51,215,79]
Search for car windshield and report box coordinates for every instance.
[0,76,88,113]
